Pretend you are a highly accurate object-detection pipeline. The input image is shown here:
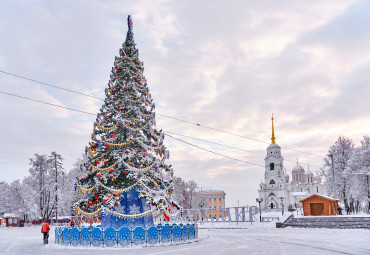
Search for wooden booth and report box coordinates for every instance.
[299,194,340,216]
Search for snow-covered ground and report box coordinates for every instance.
[0,224,369,255]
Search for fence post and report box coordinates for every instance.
[235,207,239,224]
[241,207,246,222]
[116,229,119,247]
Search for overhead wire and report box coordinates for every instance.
[0,89,320,170]
[0,70,323,158]
[164,130,322,169]
[165,133,265,167]
[0,90,263,167]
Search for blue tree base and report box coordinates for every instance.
[101,188,153,229]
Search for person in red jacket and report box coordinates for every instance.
[41,220,50,244]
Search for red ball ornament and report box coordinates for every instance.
[111,134,115,137]
[88,201,92,206]
[123,171,127,174]
[110,168,114,172]
[142,152,146,157]
[125,150,129,154]
[96,161,100,164]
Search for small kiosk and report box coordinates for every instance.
[299,194,340,216]
[3,213,20,227]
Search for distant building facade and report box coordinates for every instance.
[257,116,324,212]
[193,187,226,218]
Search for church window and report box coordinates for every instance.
[300,187,303,192]
[269,179,275,184]
[316,186,319,193]
[270,163,274,170]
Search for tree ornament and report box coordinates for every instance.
[88,201,93,206]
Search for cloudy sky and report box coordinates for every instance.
[1,0,369,207]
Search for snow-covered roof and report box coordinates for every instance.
[293,163,304,171]
[268,143,280,149]
[292,192,308,196]
[195,187,225,193]
[3,213,19,218]
[299,193,340,202]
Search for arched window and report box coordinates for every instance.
[270,163,274,170]
[269,179,275,184]
[316,186,319,193]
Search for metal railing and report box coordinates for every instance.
[161,206,259,223]
[55,223,198,247]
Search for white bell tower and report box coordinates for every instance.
[258,115,290,211]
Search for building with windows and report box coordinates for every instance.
[257,116,324,212]
[192,187,226,217]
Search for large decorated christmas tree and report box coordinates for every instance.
[75,15,179,229]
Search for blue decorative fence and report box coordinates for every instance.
[55,224,198,247]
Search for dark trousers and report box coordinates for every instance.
[43,232,49,244]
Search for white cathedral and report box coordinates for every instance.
[257,116,324,212]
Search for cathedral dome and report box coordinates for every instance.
[268,143,281,149]
[293,163,304,172]
[305,170,313,176]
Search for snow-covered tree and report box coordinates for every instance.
[172,176,187,207]
[345,136,370,212]
[0,181,13,216]
[186,180,198,209]
[320,136,355,207]
[57,156,85,216]
[48,151,65,221]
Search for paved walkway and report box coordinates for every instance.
[0,226,369,254]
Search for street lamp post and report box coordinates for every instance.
[329,153,336,198]
[199,202,204,222]
[279,197,285,215]
[256,198,263,222]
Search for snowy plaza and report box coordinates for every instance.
[1,1,370,255]
[0,223,369,255]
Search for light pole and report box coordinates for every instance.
[256,198,263,222]
[279,197,285,215]
[328,153,336,198]
[199,202,204,222]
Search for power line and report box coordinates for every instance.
[0,90,96,116]
[0,70,102,100]
[164,130,322,169]
[0,90,261,167]
[165,133,265,168]
[0,90,321,169]
[164,130,266,156]
[0,70,323,158]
